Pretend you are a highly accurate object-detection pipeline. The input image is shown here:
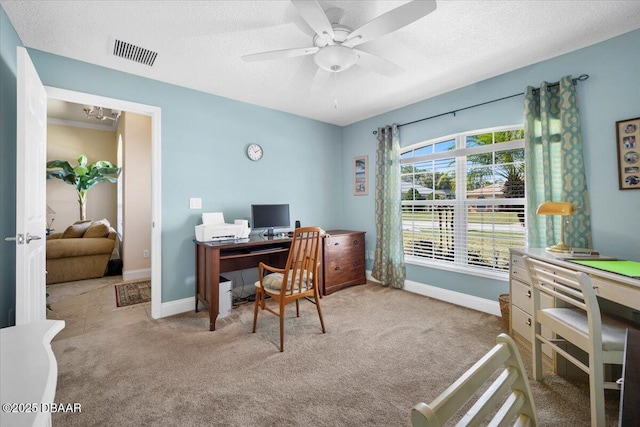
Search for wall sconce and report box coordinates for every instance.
[536,201,575,252]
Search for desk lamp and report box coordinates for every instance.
[536,201,575,252]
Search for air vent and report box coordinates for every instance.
[112,39,158,67]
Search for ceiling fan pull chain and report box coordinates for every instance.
[333,72,338,109]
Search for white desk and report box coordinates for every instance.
[509,248,640,358]
[0,320,65,427]
[511,248,640,305]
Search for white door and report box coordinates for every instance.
[14,47,47,325]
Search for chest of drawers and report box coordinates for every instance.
[321,230,366,295]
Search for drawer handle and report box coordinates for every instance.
[352,262,358,267]
[353,239,359,245]
[334,266,340,271]
[334,242,339,246]
[526,318,531,326]
[513,258,518,264]
[526,290,531,298]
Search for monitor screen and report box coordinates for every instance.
[251,204,290,235]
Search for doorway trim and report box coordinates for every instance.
[45,86,162,319]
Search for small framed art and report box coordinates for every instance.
[616,116,640,190]
[353,155,368,195]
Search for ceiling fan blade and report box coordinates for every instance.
[291,0,335,42]
[242,46,319,62]
[343,0,437,48]
[354,49,404,77]
[311,67,332,92]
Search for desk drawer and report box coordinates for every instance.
[591,276,640,312]
[512,305,553,357]
[511,279,532,314]
[511,265,530,284]
[510,254,530,283]
[510,253,528,272]
[322,231,366,295]
[324,256,365,287]
[511,304,532,342]
[511,279,554,314]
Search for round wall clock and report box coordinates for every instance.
[246,143,263,161]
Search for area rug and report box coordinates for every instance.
[114,280,151,307]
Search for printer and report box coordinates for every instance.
[195,212,251,242]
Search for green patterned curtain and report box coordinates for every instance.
[372,124,405,288]
[524,75,592,249]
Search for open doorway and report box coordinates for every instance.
[44,87,162,324]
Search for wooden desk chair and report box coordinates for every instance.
[411,333,538,426]
[252,226,325,352]
[524,256,628,426]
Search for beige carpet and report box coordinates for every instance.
[51,283,619,426]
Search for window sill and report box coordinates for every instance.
[405,255,509,281]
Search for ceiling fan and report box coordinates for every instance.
[242,0,437,90]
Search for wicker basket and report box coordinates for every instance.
[498,293,510,331]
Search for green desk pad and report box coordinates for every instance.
[569,260,640,278]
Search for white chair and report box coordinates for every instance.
[411,333,538,427]
[524,255,628,426]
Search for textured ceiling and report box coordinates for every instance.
[3,0,640,126]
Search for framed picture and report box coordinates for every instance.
[616,116,640,190]
[353,155,368,195]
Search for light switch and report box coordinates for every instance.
[189,198,202,209]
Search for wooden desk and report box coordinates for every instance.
[195,235,292,331]
[620,328,640,426]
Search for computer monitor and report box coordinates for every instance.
[251,204,290,236]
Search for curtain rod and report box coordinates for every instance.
[372,74,589,135]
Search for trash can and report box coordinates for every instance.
[498,293,510,331]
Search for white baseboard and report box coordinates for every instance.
[122,268,151,282]
[158,272,500,319]
[160,297,193,318]
[366,270,500,316]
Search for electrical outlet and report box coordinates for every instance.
[143,249,150,258]
[189,197,202,209]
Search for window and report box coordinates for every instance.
[401,126,525,276]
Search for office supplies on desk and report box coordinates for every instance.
[551,249,613,261]
[195,212,251,242]
[570,248,600,256]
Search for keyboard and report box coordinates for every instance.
[250,247,283,254]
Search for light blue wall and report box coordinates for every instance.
[2,0,638,324]
[0,12,342,309]
[27,49,343,303]
[0,6,22,327]
[341,29,640,301]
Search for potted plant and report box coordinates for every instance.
[46,154,121,221]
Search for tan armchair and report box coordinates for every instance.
[46,220,117,285]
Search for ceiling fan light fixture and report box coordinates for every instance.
[314,45,357,72]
